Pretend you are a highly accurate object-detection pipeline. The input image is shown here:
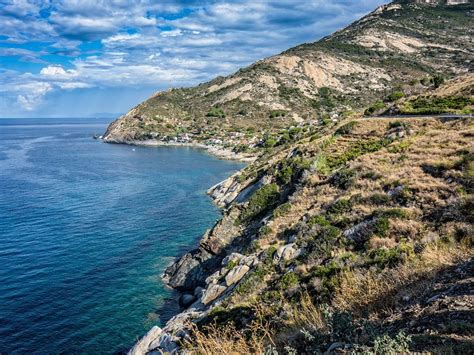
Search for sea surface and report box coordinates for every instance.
[0,118,244,354]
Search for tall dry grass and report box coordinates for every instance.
[332,242,472,315]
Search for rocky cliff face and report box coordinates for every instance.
[104,1,473,156]
[130,76,472,353]
[115,1,473,353]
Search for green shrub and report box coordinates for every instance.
[269,110,288,118]
[400,96,473,115]
[368,193,391,205]
[327,198,353,215]
[388,120,409,129]
[387,91,405,102]
[259,225,273,236]
[277,272,299,289]
[368,243,413,268]
[263,136,278,148]
[335,121,357,135]
[374,217,390,237]
[331,169,356,189]
[326,138,392,169]
[308,215,331,227]
[372,331,412,354]
[206,107,226,118]
[239,183,280,222]
[226,260,239,270]
[364,101,386,116]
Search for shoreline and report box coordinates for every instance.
[102,138,257,163]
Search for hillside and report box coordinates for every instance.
[103,1,474,354]
[104,0,473,160]
[128,73,473,353]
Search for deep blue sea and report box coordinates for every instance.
[0,118,244,354]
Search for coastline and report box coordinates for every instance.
[101,137,254,354]
[102,138,258,163]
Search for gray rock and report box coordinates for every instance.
[201,284,227,304]
[225,264,250,286]
[149,333,179,354]
[234,176,270,204]
[194,286,204,297]
[205,270,223,285]
[274,244,300,262]
[128,326,162,355]
[179,294,196,307]
[222,252,243,266]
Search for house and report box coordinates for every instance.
[446,0,470,4]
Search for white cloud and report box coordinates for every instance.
[0,0,391,115]
[15,82,52,111]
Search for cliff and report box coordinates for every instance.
[105,1,474,353]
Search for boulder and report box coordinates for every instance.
[225,265,250,286]
[222,252,244,266]
[128,326,163,355]
[149,333,179,354]
[201,284,227,305]
[179,294,196,308]
[274,244,300,262]
[205,270,223,285]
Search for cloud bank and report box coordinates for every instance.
[0,0,389,116]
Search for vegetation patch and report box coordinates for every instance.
[239,183,280,223]
[206,107,226,118]
[399,96,474,115]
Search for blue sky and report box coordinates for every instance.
[0,0,388,118]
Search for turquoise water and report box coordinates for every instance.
[0,118,244,354]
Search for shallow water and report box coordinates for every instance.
[0,118,244,354]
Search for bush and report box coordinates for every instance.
[308,215,331,227]
[331,169,356,189]
[400,96,473,115]
[373,217,390,237]
[278,272,299,289]
[335,121,357,135]
[206,107,226,118]
[372,331,412,354]
[326,138,392,170]
[263,136,278,148]
[269,110,288,118]
[367,243,413,268]
[239,183,280,222]
[388,120,409,129]
[327,198,352,215]
[259,225,273,236]
[364,101,386,116]
[387,91,405,102]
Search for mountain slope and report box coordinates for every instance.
[103,1,473,155]
[131,76,473,353]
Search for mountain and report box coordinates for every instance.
[112,1,473,354]
[104,0,473,159]
[130,76,473,354]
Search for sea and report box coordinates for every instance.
[0,117,244,354]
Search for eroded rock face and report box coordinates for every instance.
[201,284,227,305]
[128,326,163,355]
[225,264,250,286]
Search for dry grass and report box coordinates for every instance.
[332,243,472,316]
[185,306,274,354]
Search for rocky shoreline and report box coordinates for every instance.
[102,137,257,163]
[129,170,260,354]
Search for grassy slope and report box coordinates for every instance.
[183,109,473,353]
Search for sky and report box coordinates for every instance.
[0,0,389,118]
